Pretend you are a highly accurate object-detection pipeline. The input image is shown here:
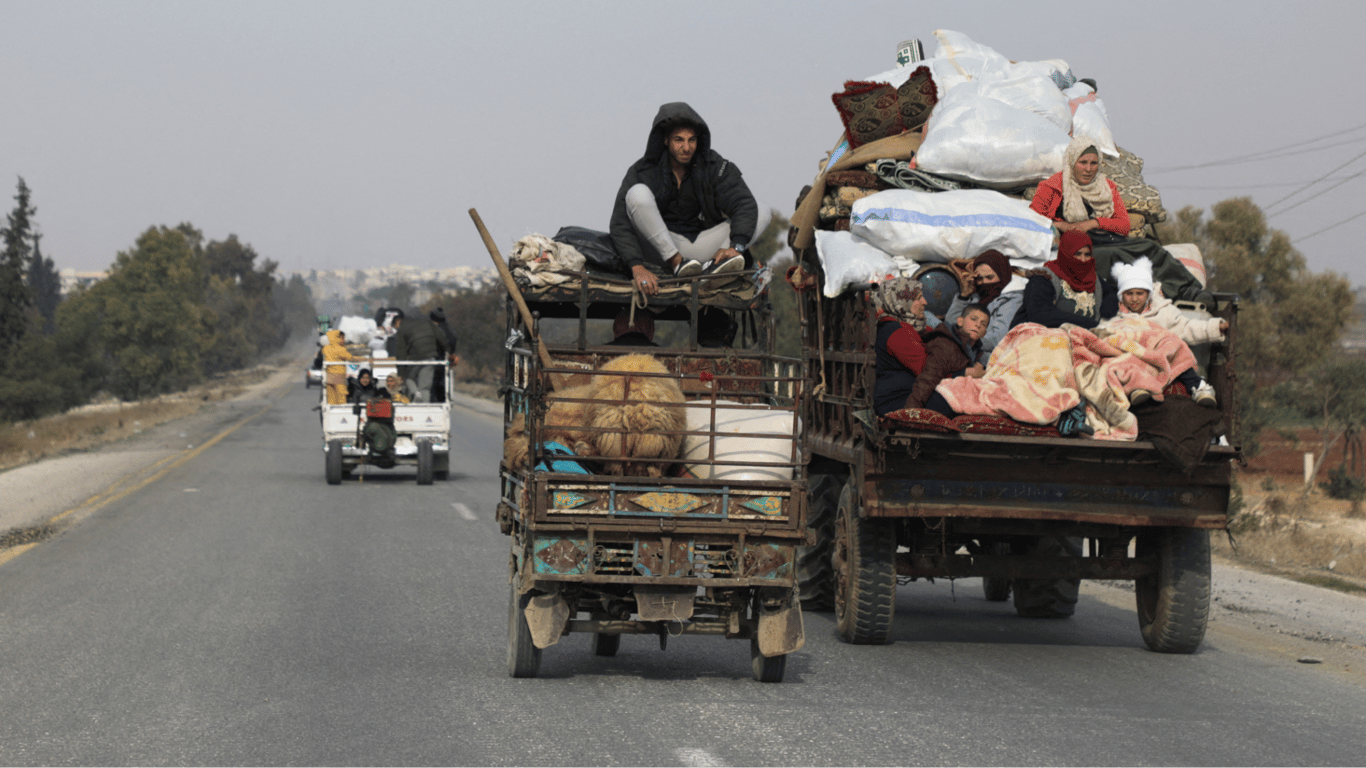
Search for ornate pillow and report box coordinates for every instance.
[953,414,1061,438]
[832,81,904,149]
[1102,146,1168,223]
[895,66,938,130]
[825,169,883,189]
[880,407,960,433]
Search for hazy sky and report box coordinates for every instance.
[5,1,1364,284]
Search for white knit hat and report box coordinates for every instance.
[1112,257,1154,294]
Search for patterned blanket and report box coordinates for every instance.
[936,317,1197,441]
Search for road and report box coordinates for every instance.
[2,375,1365,766]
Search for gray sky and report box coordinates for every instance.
[5,0,1364,284]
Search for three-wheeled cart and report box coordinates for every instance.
[319,358,453,485]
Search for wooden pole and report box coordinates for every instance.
[469,208,560,388]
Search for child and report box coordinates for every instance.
[1111,257,1223,407]
[321,329,358,405]
[913,304,989,417]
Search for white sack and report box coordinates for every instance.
[972,76,1072,132]
[815,230,898,298]
[336,316,379,346]
[916,86,1071,185]
[682,402,800,482]
[850,189,1054,264]
[1063,83,1118,157]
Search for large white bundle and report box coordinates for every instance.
[915,85,1071,185]
[336,315,379,345]
[973,75,1072,132]
[850,189,1054,264]
[682,402,800,482]
[814,230,898,297]
[1064,82,1118,157]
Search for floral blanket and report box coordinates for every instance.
[936,318,1197,441]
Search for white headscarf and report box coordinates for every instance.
[1061,136,1114,223]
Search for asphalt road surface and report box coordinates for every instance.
[3,378,1365,766]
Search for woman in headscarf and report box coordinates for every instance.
[1030,136,1209,305]
[1012,231,1118,329]
[873,277,930,416]
[941,249,1022,354]
[347,368,380,404]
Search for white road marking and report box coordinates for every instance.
[451,502,476,521]
[674,748,726,767]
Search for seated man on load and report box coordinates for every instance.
[610,102,758,296]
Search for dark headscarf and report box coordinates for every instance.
[1046,231,1097,293]
[972,250,1013,304]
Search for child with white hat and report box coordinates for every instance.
[1111,257,1223,407]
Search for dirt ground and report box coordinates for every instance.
[1218,427,1366,593]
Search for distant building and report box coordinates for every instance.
[58,268,107,295]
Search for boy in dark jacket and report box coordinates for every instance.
[912,304,989,417]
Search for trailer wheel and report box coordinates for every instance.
[833,484,896,644]
[1012,536,1081,618]
[982,542,1012,602]
[325,440,343,485]
[507,574,541,678]
[416,440,434,485]
[1136,527,1211,654]
[750,635,787,683]
[592,632,621,657]
[797,473,843,611]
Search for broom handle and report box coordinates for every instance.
[469,208,555,373]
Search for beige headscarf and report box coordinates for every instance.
[1061,136,1114,223]
[874,277,926,331]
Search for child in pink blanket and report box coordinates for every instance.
[1112,257,1221,407]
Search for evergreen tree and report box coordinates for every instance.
[28,231,62,335]
[0,177,36,363]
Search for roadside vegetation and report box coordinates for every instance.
[0,178,317,424]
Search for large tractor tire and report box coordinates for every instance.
[833,484,897,644]
[796,473,844,611]
[982,541,1012,602]
[1136,527,1211,654]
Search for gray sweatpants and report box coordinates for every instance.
[625,183,730,268]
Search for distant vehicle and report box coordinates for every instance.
[318,359,452,485]
[305,354,323,388]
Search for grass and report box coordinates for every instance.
[0,366,274,473]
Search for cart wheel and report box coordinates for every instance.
[592,632,621,657]
[416,439,434,485]
[1136,527,1211,654]
[750,635,787,683]
[507,574,541,678]
[833,484,896,644]
[325,440,343,485]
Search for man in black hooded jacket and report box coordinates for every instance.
[609,102,759,296]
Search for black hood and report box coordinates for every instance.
[642,102,711,164]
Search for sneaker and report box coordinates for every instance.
[704,253,745,275]
[1129,389,1152,406]
[700,254,745,286]
[673,259,704,279]
[1193,379,1218,408]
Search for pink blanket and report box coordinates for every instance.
[936,318,1197,441]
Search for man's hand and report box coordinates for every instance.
[631,264,658,296]
[448,354,461,365]
[1218,320,1229,334]
[966,363,987,379]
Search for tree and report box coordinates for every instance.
[1158,197,1354,454]
[748,209,800,358]
[1272,357,1366,496]
[0,177,36,364]
[99,226,211,399]
[27,231,62,335]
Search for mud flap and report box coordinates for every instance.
[525,592,570,649]
[633,586,695,621]
[757,596,805,657]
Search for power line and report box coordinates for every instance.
[1293,208,1366,244]
[1265,148,1366,213]
[1161,174,1365,190]
[1267,167,1366,219]
[1146,121,1366,173]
